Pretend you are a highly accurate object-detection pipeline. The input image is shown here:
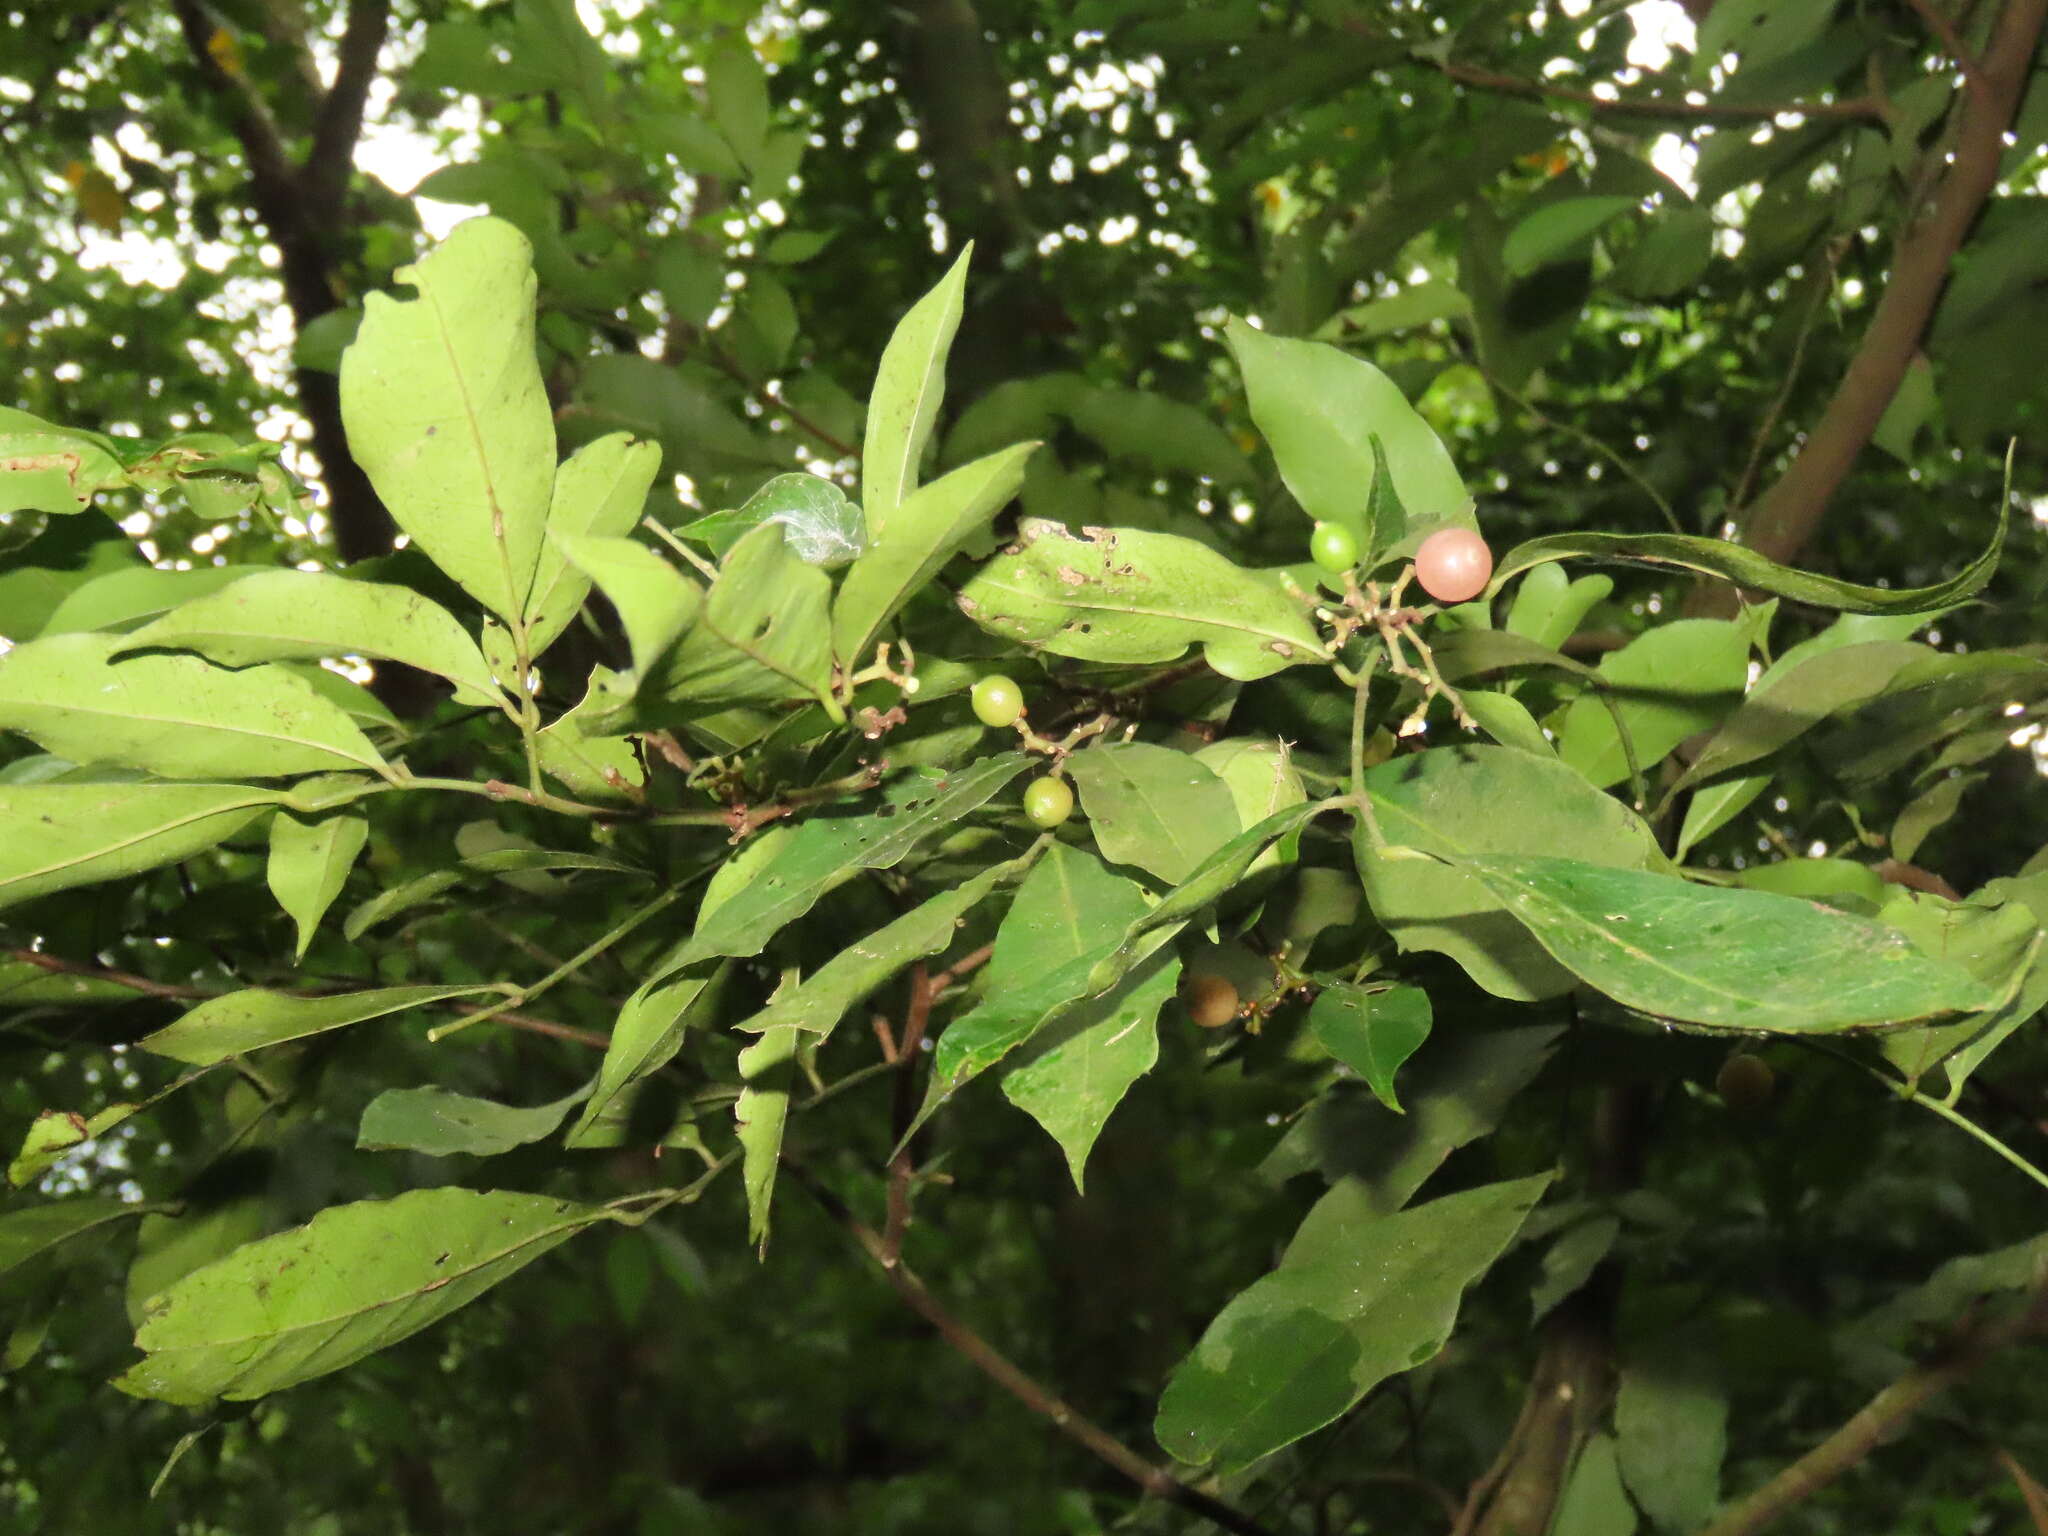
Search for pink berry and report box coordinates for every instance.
[1414,527,1493,604]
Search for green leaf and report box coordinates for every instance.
[140,984,500,1067]
[10,1104,139,1187]
[834,443,1036,664]
[1817,650,2048,785]
[1675,641,1930,793]
[40,563,272,636]
[1224,318,1470,553]
[0,633,388,780]
[0,780,284,910]
[1067,742,1242,884]
[1531,1215,1621,1322]
[1553,1435,1639,1536]
[1309,984,1431,1112]
[266,808,370,961]
[1260,1026,1562,1204]
[339,217,556,626]
[1002,952,1178,1191]
[657,758,1032,974]
[1891,772,1979,863]
[863,247,972,536]
[343,869,465,941]
[115,570,501,706]
[1616,1352,1726,1533]
[126,1201,270,1329]
[116,1189,606,1404]
[528,433,663,655]
[0,1198,139,1279]
[358,1083,591,1156]
[921,844,1151,1113]
[1359,747,1667,1001]
[0,406,128,514]
[704,40,769,168]
[565,965,731,1148]
[1463,689,1556,756]
[1466,854,1998,1031]
[1877,878,2048,1092]
[957,516,1329,681]
[679,472,867,567]
[651,521,834,711]
[1503,195,1637,275]
[535,670,647,802]
[733,861,1019,1039]
[1154,1173,1552,1472]
[1557,620,1750,788]
[1490,499,2006,615]
[736,1022,800,1252]
[1088,802,1328,989]
[550,533,700,684]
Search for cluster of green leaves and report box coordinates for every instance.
[1,212,2043,1534]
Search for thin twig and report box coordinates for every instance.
[1729,241,1846,516]
[1698,1282,2048,1536]
[1903,0,1989,95]
[789,1162,1284,1536]
[1335,18,1885,124]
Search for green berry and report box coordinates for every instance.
[1023,775,1075,828]
[1309,521,1360,575]
[970,674,1025,729]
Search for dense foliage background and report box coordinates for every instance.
[4,1,2048,1533]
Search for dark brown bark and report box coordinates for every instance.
[172,0,398,562]
[1732,0,2046,572]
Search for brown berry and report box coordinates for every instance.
[1182,974,1241,1029]
[1716,1052,1775,1116]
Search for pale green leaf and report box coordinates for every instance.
[266,808,370,961]
[116,570,502,706]
[1554,1435,1639,1536]
[550,532,699,682]
[339,217,556,625]
[679,472,867,567]
[0,406,129,514]
[527,433,664,655]
[957,516,1329,681]
[834,442,1036,664]
[140,984,500,1067]
[117,1189,606,1404]
[358,1083,592,1156]
[734,860,1019,1038]
[1068,742,1242,884]
[1557,619,1750,788]
[1503,195,1637,274]
[565,964,730,1148]
[657,757,1031,974]
[0,780,284,911]
[651,521,833,711]
[1225,318,1470,554]
[863,246,972,535]
[0,632,387,779]
[736,1022,800,1252]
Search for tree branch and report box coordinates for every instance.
[1732,0,2046,569]
[1334,20,1887,124]
[306,0,392,212]
[1429,55,1887,125]
[2,948,608,1050]
[1699,1282,2048,1536]
[790,1162,1282,1536]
